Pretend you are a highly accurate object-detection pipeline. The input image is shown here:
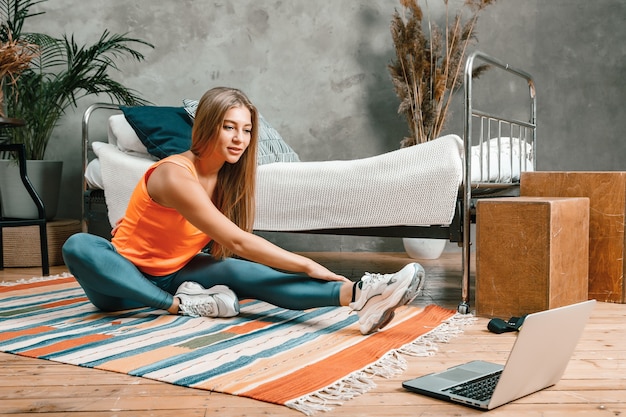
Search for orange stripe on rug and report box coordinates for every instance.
[20,334,112,358]
[41,297,89,309]
[0,277,76,293]
[97,345,193,373]
[0,326,57,342]
[241,305,454,404]
[228,319,278,335]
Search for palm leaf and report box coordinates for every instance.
[0,0,46,41]
[20,32,65,69]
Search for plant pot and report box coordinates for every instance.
[0,159,63,220]
[402,237,446,260]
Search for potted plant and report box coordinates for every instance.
[0,0,153,220]
[387,0,494,259]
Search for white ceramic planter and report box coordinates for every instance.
[402,237,446,260]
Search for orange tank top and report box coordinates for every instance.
[112,155,211,276]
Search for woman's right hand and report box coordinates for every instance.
[305,261,350,283]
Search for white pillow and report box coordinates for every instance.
[84,158,104,189]
[470,137,534,182]
[84,142,107,189]
[108,114,151,156]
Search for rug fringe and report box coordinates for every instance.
[398,312,477,357]
[287,371,376,415]
[285,312,476,415]
[0,272,72,286]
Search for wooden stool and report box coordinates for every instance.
[476,197,589,318]
[2,218,81,267]
[521,171,626,303]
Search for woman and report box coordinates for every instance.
[63,87,425,335]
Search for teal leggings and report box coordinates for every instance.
[62,233,343,312]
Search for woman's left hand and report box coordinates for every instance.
[110,218,123,237]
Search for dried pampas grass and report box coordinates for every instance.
[0,32,39,117]
[389,0,495,147]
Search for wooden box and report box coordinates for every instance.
[2,218,81,267]
[521,172,626,303]
[476,197,589,318]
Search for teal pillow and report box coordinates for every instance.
[120,106,192,159]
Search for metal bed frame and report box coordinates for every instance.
[81,51,536,314]
[459,51,536,313]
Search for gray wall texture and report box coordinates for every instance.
[27,0,626,252]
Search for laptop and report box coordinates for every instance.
[402,299,596,410]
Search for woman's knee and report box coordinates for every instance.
[62,233,110,266]
[62,233,87,261]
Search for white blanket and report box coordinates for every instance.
[93,134,465,230]
[255,135,463,230]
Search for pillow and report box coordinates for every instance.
[470,137,534,182]
[182,98,197,120]
[108,114,151,156]
[182,99,300,165]
[84,144,105,189]
[120,106,192,159]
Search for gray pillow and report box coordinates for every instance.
[183,99,300,165]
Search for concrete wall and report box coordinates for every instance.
[28,0,625,251]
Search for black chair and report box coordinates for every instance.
[0,143,49,276]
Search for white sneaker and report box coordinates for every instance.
[175,282,239,318]
[349,263,425,335]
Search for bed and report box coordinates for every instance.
[81,51,536,313]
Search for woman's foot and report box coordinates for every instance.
[174,281,240,318]
[349,263,425,335]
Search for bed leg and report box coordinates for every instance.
[457,301,470,314]
[458,243,472,314]
[459,196,473,314]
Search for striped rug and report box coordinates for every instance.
[0,275,470,414]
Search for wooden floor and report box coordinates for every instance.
[1,252,624,416]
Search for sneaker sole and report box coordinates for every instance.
[359,264,425,335]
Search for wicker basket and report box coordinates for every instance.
[2,218,81,267]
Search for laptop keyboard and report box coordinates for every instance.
[444,371,502,402]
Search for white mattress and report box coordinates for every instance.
[91,134,465,230]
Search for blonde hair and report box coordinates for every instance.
[190,87,258,259]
